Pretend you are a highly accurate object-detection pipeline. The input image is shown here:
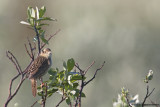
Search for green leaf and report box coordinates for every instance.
[31,8,35,18]
[67,58,75,72]
[41,30,45,37]
[40,36,48,44]
[20,21,31,25]
[27,18,34,26]
[47,87,58,94]
[37,17,56,21]
[63,61,67,70]
[27,7,35,18]
[47,93,53,98]
[39,6,46,18]
[27,7,32,18]
[59,71,65,80]
[36,26,41,30]
[81,92,86,97]
[66,97,71,105]
[74,89,80,97]
[48,68,57,76]
[73,83,79,89]
[37,92,43,96]
[39,23,49,26]
[70,75,82,83]
[36,7,39,19]
[37,86,41,90]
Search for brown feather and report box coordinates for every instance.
[31,78,37,97]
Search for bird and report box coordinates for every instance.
[26,48,52,97]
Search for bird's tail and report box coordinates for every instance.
[30,79,37,97]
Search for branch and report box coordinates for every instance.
[34,24,41,54]
[4,69,25,107]
[31,101,37,107]
[56,96,66,107]
[125,95,132,107]
[6,51,22,74]
[56,88,66,107]
[142,85,155,107]
[25,37,35,60]
[74,61,105,107]
[149,99,160,107]
[4,43,35,107]
[133,104,160,106]
[40,82,48,107]
[84,61,95,75]
[84,61,105,86]
[41,29,61,49]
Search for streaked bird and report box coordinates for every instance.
[26,48,52,97]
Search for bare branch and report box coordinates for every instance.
[133,104,160,106]
[74,61,105,107]
[84,61,95,74]
[8,74,20,98]
[84,61,105,86]
[4,73,25,107]
[27,37,35,60]
[125,95,132,107]
[6,51,22,74]
[34,24,41,54]
[41,29,61,49]
[56,88,66,107]
[4,44,34,107]
[142,85,155,107]
[31,101,37,107]
[25,44,32,59]
[56,96,66,107]
[75,63,84,74]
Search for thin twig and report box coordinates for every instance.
[34,24,41,54]
[27,37,35,60]
[40,78,45,107]
[56,88,66,107]
[74,61,105,107]
[31,101,38,107]
[84,61,105,86]
[25,44,32,59]
[142,85,155,107]
[6,51,22,74]
[84,61,95,74]
[44,83,48,102]
[8,74,20,99]
[41,29,61,49]
[56,96,66,107]
[133,104,160,106]
[4,74,25,107]
[149,99,160,107]
[125,95,132,107]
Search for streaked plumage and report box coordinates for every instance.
[26,48,52,97]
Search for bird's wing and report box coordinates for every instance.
[28,56,50,79]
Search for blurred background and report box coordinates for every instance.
[1,0,160,107]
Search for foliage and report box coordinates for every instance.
[113,87,140,107]
[37,58,86,105]
[144,70,153,83]
[20,6,56,44]
[113,70,156,107]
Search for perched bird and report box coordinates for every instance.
[26,48,52,97]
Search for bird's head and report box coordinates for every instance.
[40,48,52,58]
